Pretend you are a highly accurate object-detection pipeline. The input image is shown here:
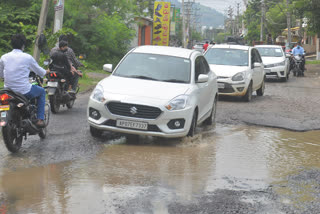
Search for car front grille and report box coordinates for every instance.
[218,82,235,93]
[106,102,162,119]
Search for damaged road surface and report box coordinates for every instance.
[0,72,319,214]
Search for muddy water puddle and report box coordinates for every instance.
[0,125,319,213]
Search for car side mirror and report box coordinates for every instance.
[103,64,113,73]
[197,74,209,83]
[253,62,262,68]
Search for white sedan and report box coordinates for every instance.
[87,46,218,138]
[204,45,265,102]
[255,45,290,81]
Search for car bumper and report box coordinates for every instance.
[87,98,194,138]
[217,80,248,96]
[264,66,286,78]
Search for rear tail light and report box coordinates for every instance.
[0,94,12,105]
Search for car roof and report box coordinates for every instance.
[207,44,251,51]
[255,45,283,48]
[132,45,196,59]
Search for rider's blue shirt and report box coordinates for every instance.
[292,46,305,56]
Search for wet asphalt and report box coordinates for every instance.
[0,70,319,214]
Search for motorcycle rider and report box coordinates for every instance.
[50,35,83,93]
[0,34,50,127]
[291,42,306,75]
[50,40,74,90]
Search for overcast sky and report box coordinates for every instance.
[182,0,247,14]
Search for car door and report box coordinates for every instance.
[194,56,210,121]
[200,57,215,117]
[251,49,263,90]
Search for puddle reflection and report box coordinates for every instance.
[0,125,319,213]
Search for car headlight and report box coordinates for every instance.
[165,95,189,111]
[265,61,285,68]
[275,61,286,66]
[92,84,105,102]
[232,72,245,81]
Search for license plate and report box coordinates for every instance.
[48,81,58,87]
[218,83,225,89]
[0,105,9,111]
[264,69,271,73]
[116,120,148,130]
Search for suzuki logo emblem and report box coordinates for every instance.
[130,106,138,115]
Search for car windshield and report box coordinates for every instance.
[256,47,283,57]
[113,53,191,83]
[204,48,249,66]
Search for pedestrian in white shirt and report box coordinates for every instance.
[0,34,50,127]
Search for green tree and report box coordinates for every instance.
[0,0,41,55]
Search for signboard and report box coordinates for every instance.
[152,2,171,46]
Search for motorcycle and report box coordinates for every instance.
[46,60,79,113]
[292,54,304,77]
[0,75,50,153]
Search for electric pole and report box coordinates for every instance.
[182,0,186,48]
[286,0,292,44]
[53,0,65,33]
[33,0,50,61]
[260,0,265,42]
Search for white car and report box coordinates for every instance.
[87,46,218,138]
[204,45,265,102]
[255,45,290,81]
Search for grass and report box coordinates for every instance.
[306,60,320,65]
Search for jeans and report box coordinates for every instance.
[71,72,80,91]
[24,85,46,120]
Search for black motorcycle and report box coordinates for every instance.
[0,75,50,153]
[46,64,79,114]
[292,54,304,77]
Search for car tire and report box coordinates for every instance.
[256,79,265,96]
[243,82,252,102]
[204,96,217,126]
[90,126,103,138]
[187,111,197,137]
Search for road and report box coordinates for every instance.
[0,67,319,214]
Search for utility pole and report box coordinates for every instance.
[286,0,292,44]
[33,0,50,62]
[260,0,265,42]
[236,2,240,36]
[182,0,186,48]
[53,0,65,33]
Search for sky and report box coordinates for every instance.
[183,0,247,14]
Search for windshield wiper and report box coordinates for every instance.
[162,79,187,83]
[128,75,158,81]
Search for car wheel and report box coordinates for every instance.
[187,111,197,137]
[204,96,217,126]
[243,82,252,102]
[90,126,103,138]
[256,79,265,96]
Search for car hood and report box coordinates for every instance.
[209,64,248,78]
[99,76,190,100]
[261,57,284,65]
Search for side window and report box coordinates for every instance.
[195,57,201,81]
[200,57,210,74]
[251,49,256,67]
[254,49,262,63]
